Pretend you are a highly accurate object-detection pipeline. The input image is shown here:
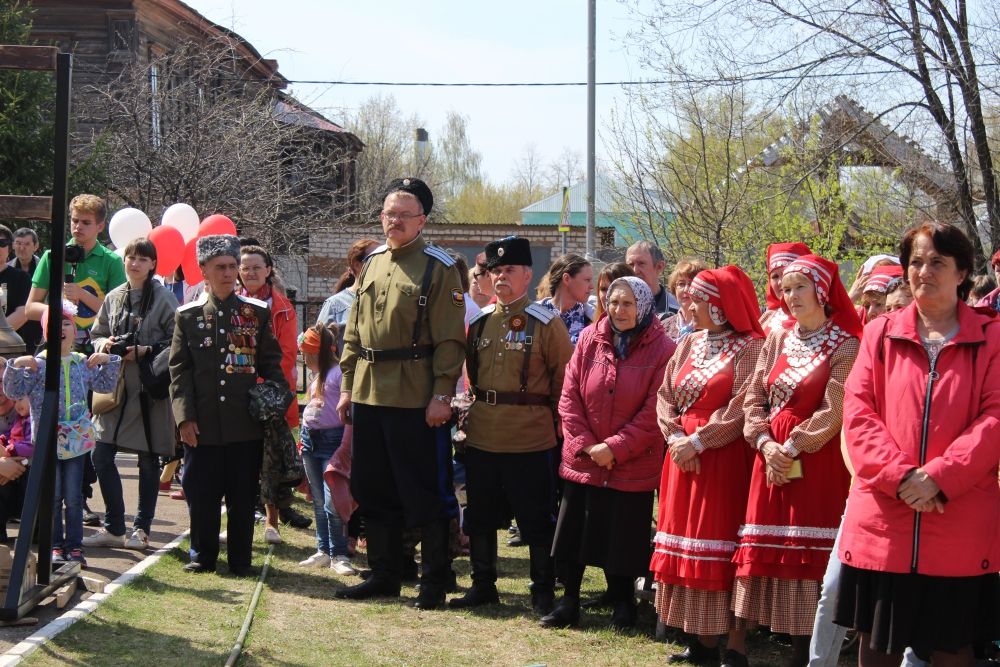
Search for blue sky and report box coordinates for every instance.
[182,0,648,182]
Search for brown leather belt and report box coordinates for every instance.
[473,388,550,406]
[358,344,434,362]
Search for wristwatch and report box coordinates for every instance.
[433,394,453,404]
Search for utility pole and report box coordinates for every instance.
[585,0,596,259]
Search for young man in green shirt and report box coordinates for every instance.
[26,194,127,353]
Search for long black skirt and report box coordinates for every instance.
[834,564,1000,658]
[551,480,653,577]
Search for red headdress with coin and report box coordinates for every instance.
[765,242,812,309]
[687,265,766,338]
[863,264,904,295]
[781,254,863,338]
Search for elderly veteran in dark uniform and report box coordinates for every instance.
[169,234,288,576]
[334,177,467,609]
[449,236,574,615]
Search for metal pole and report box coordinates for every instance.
[586,0,596,259]
[3,52,71,617]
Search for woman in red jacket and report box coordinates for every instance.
[238,244,300,544]
[836,222,1000,667]
[651,266,765,666]
[733,254,861,667]
[543,276,675,631]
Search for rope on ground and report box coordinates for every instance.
[224,544,275,667]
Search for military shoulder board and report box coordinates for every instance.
[524,302,557,325]
[423,245,456,267]
[365,244,388,261]
[237,294,268,309]
[177,293,207,312]
[469,304,495,326]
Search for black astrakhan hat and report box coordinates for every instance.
[484,236,532,269]
[383,177,433,215]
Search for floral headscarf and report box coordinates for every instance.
[605,276,654,359]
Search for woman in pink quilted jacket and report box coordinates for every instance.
[543,276,675,631]
[836,221,1000,667]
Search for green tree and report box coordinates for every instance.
[0,1,54,197]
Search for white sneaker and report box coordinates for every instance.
[298,551,331,567]
[125,528,149,551]
[330,555,358,576]
[264,526,283,545]
[82,529,125,548]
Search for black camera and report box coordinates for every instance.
[65,244,85,264]
[109,332,135,357]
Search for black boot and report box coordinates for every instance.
[334,521,401,600]
[528,541,555,615]
[412,519,449,610]
[784,636,809,667]
[449,532,500,609]
[668,639,719,665]
[539,596,580,628]
[610,598,637,631]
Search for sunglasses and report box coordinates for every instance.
[0,239,10,248]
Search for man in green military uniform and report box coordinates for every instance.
[169,234,288,576]
[335,178,466,609]
[449,236,573,616]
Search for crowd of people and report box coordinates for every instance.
[0,180,997,667]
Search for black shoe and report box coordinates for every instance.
[411,590,446,610]
[507,533,524,547]
[278,506,312,529]
[446,567,458,594]
[334,576,401,600]
[229,565,258,578]
[610,599,637,631]
[668,642,719,665]
[83,511,102,527]
[183,562,214,574]
[721,649,749,667]
[539,597,579,628]
[531,589,555,616]
[449,584,500,609]
[581,590,614,610]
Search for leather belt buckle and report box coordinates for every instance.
[485,389,497,405]
[360,347,377,363]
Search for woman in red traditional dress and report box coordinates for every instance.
[760,242,812,334]
[651,265,766,667]
[733,254,862,667]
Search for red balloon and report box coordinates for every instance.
[148,225,185,277]
[199,214,237,238]
[180,237,203,284]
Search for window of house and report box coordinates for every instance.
[150,62,162,146]
[109,18,135,53]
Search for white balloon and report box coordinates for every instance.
[108,208,152,248]
[161,203,200,243]
[114,246,127,258]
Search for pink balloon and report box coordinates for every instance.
[199,214,237,238]
[148,225,185,277]
[180,237,203,284]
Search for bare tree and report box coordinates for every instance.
[436,110,482,200]
[546,147,585,191]
[78,39,356,252]
[622,0,1000,264]
[510,143,547,200]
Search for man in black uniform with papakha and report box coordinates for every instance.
[335,178,466,609]
[169,234,288,577]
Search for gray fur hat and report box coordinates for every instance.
[196,234,241,265]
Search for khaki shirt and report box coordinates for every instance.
[465,293,573,453]
[341,234,466,408]
[169,291,287,445]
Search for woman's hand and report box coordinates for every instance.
[0,458,27,484]
[847,266,870,303]
[898,468,942,508]
[762,442,792,486]
[670,438,698,466]
[87,352,111,368]
[586,443,615,470]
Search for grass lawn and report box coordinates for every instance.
[20,502,857,666]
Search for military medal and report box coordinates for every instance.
[509,315,526,332]
[203,337,212,347]
[241,304,253,317]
